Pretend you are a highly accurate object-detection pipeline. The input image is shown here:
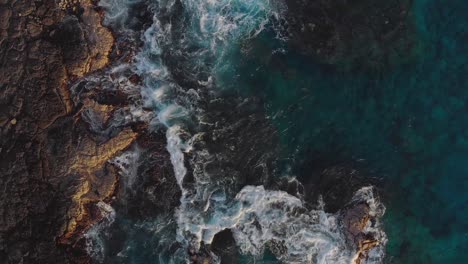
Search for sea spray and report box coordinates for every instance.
[137,0,388,262]
[84,202,116,263]
[166,125,189,187]
[94,0,389,262]
[133,0,284,256]
[111,147,142,191]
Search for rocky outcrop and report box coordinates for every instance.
[342,201,383,264]
[57,128,137,246]
[1,1,391,263]
[209,229,238,264]
[54,0,114,79]
[0,0,141,263]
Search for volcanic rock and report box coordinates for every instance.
[0,0,137,263]
[341,201,382,264]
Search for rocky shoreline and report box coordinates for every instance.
[1,1,387,263]
[0,0,156,262]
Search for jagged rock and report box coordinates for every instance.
[115,128,181,219]
[266,239,288,258]
[341,202,382,264]
[58,128,137,246]
[53,0,114,78]
[0,0,131,263]
[210,229,238,264]
[189,245,215,264]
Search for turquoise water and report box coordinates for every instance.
[216,0,467,262]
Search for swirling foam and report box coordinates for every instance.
[84,202,116,263]
[96,0,388,263]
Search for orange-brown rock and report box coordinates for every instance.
[355,239,380,264]
[54,0,114,78]
[79,97,116,126]
[0,0,123,263]
[59,128,137,246]
[342,203,381,264]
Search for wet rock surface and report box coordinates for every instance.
[210,229,238,264]
[341,202,382,264]
[1,0,390,263]
[0,0,164,263]
[115,128,181,220]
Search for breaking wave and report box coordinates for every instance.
[92,0,388,263]
[84,202,116,263]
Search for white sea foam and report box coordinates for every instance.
[96,0,388,263]
[183,0,278,44]
[99,0,144,30]
[166,125,189,187]
[111,148,142,189]
[181,185,386,264]
[84,202,116,263]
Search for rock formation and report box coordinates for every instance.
[1,1,389,263]
[0,0,145,262]
[341,202,382,264]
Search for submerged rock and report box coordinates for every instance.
[210,229,238,264]
[284,0,418,70]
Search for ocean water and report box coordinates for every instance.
[89,0,467,263]
[217,0,467,262]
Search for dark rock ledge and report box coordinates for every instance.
[0,0,153,263]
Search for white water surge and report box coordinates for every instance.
[97,0,388,263]
[84,202,117,263]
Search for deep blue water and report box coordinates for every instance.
[216,0,468,262]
